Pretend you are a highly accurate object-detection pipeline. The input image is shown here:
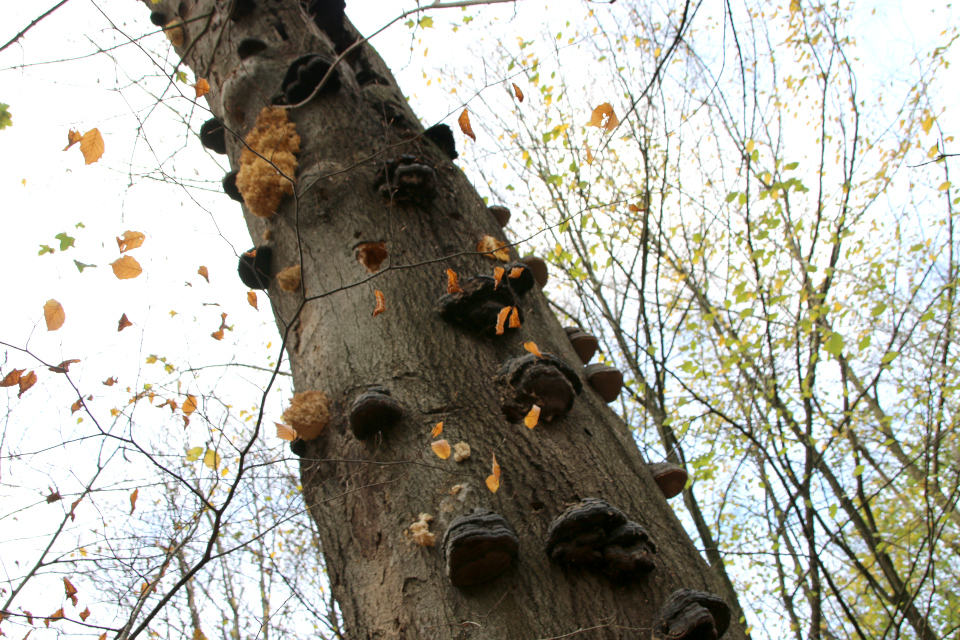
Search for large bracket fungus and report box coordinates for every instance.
[375,154,438,204]
[238,246,273,290]
[545,498,656,581]
[279,53,341,105]
[654,589,732,640]
[584,363,624,403]
[222,170,243,202]
[649,462,689,500]
[423,123,458,160]
[564,327,599,364]
[488,205,510,228]
[437,276,521,336]
[199,118,227,155]
[497,353,582,422]
[349,386,404,440]
[443,509,519,587]
[520,254,549,288]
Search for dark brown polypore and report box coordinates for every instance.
[280,53,341,106]
[488,205,510,228]
[654,589,732,640]
[375,154,438,204]
[497,352,583,422]
[349,386,403,440]
[649,462,689,500]
[521,254,548,287]
[564,326,599,364]
[584,363,623,403]
[601,521,657,582]
[443,509,519,587]
[545,498,628,569]
[437,275,525,336]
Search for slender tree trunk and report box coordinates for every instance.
[149,1,748,637]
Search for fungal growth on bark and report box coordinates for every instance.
[236,106,301,218]
[276,264,302,292]
[584,363,624,403]
[349,386,404,440]
[375,154,438,204]
[236,37,268,60]
[304,0,351,50]
[238,246,273,289]
[564,327,599,364]
[649,462,689,500]
[545,498,656,581]
[423,123,458,160]
[501,261,536,296]
[443,509,519,587]
[654,589,732,640]
[488,205,510,228]
[199,118,227,155]
[279,53,341,105]
[437,265,535,336]
[222,170,243,202]
[356,242,388,273]
[409,513,435,547]
[149,11,168,25]
[282,390,331,441]
[290,438,307,457]
[521,254,549,288]
[497,352,583,422]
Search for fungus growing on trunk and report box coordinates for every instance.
[648,462,688,500]
[443,509,519,587]
[497,352,582,422]
[488,205,510,228]
[437,275,524,336]
[502,261,535,296]
[349,386,403,440]
[521,254,548,288]
[199,118,227,155]
[601,521,657,581]
[281,390,331,441]
[237,38,268,60]
[424,123,458,160]
[356,242,388,273]
[236,107,300,218]
[564,327,599,364]
[584,363,623,403]
[375,155,437,204]
[222,170,243,202]
[276,264,302,292]
[280,53,341,105]
[238,246,273,290]
[290,438,307,457]
[654,589,732,640]
[409,513,435,547]
[149,11,168,26]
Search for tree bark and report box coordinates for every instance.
[151,1,748,637]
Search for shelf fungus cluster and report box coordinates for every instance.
[497,352,583,422]
[349,386,404,440]
[437,262,535,335]
[545,498,656,583]
[277,53,341,106]
[443,509,519,587]
[375,154,438,204]
[654,589,731,640]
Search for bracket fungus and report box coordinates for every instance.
[564,327,599,364]
[501,261,536,296]
[520,254,548,288]
[424,123,458,160]
[149,11,168,26]
[290,438,307,457]
[437,269,534,336]
[222,170,243,202]
[654,589,732,640]
[349,386,404,440]
[375,154,438,204]
[238,246,273,290]
[649,462,689,500]
[280,53,341,105]
[443,509,519,587]
[488,205,510,228]
[584,363,624,403]
[199,118,227,155]
[236,37,268,60]
[282,390,331,442]
[545,498,656,581]
[497,353,582,422]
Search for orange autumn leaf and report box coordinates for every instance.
[129,488,138,515]
[247,291,258,310]
[48,359,80,374]
[485,454,501,493]
[446,269,462,294]
[182,394,198,415]
[524,405,541,429]
[275,422,297,441]
[44,299,65,331]
[193,78,210,98]
[99,633,107,640]
[63,129,82,151]
[164,20,184,47]
[523,341,543,358]
[118,313,133,332]
[63,577,78,599]
[493,266,505,288]
[509,307,521,329]
[431,421,443,437]
[79,128,105,164]
[587,102,620,132]
[512,83,524,102]
[79,608,90,622]
[508,267,523,279]
[103,377,117,386]
[431,439,451,459]
[71,399,83,414]
[111,255,143,280]
[211,330,224,341]
[373,290,386,317]
[458,108,476,141]
[585,141,594,165]
[477,235,510,262]
[44,608,64,627]
[1,368,23,387]
[197,266,209,283]
[18,371,37,398]
[116,230,145,253]
[495,306,511,335]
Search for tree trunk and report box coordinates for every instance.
[151,1,747,637]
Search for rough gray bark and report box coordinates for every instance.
[148,1,748,637]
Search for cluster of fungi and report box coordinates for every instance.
[159,0,732,634]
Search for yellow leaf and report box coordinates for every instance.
[524,405,541,429]
[431,421,443,437]
[275,422,297,441]
[446,269,462,294]
[921,115,935,134]
[373,290,387,317]
[116,230,145,253]
[79,128,105,164]
[458,108,476,141]
[63,129,82,151]
[477,235,510,261]
[431,439,451,459]
[183,394,198,415]
[523,341,543,357]
[512,83,524,102]
[197,266,209,283]
[203,449,221,470]
[129,488,138,514]
[193,78,210,98]
[746,139,755,153]
[938,181,951,191]
[193,628,208,640]
[111,255,143,280]
[586,103,619,132]
[654,46,661,57]
[247,291,258,310]
[43,299,66,331]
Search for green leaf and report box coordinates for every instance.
[853,464,865,476]
[38,245,55,256]
[0,103,11,130]
[870,302,886,317]
[175,70,188,83]
[828,504,838,519]
[55,232,76,251]
[919,310,935,322]
[858,335,871,350]
[203,449,221,470]
[404,19,414,28]
[725,192,738,203]
[74,260,97,273]
[75,222,85,228]
[419,16,434,28]
[825,333,844,357]
[784,162,799,170]
[185,447,203,462]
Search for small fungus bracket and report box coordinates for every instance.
[279,53,341,106]
[443,509,519,587]
[488,205,510,228]
[290,438,307,458]
[654,589,732,640]
[222,170,243,202]
[437,275,523,336]
[238,246,273,290]
[200,118,227,155]
[545,498,656,581]
[584,363,624,403]
[649,462,689,500]
[521,254,549,288]
[375,154,438,204]
[349,386,403,440]
[564,327,599,364]
[497,353,582,422]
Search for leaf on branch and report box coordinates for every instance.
[373,290,387,317]
[586,103,619,132]
[512,83,524,102]
[63,578,78,606]
[458,108,476,141]
[129,488,139,515]
[193,628,208,640]
[446,269,462,294]
[44,608,64,627]
[71,399,83,414]
[46,488,62,503]
[111,255,142,280]
[79,129,105,164]
[164,20,184,47]
[44,299,65,331]
[211,329,224,341]
[585,142,594,164]
[74,260,97,272]
[477,235,509,261]
[48,359,80,374]
[0,369,24,387]
[185,446,203,462]
[431,439,451,459]
[508,267,523,279]
[247,291,258,310]
[55,232,76,251]
[431,421,443,437]
[182,394,198,415]
[18,371,37,398]
[118,313,133,332]
[525,405,541,429]
[193,79,210,98]
[485,454,501,493]
[116,231,145,253]
[63,129,82,151]
[203,449,221,471]
[197,266,209,283]
[275,423,297,442]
